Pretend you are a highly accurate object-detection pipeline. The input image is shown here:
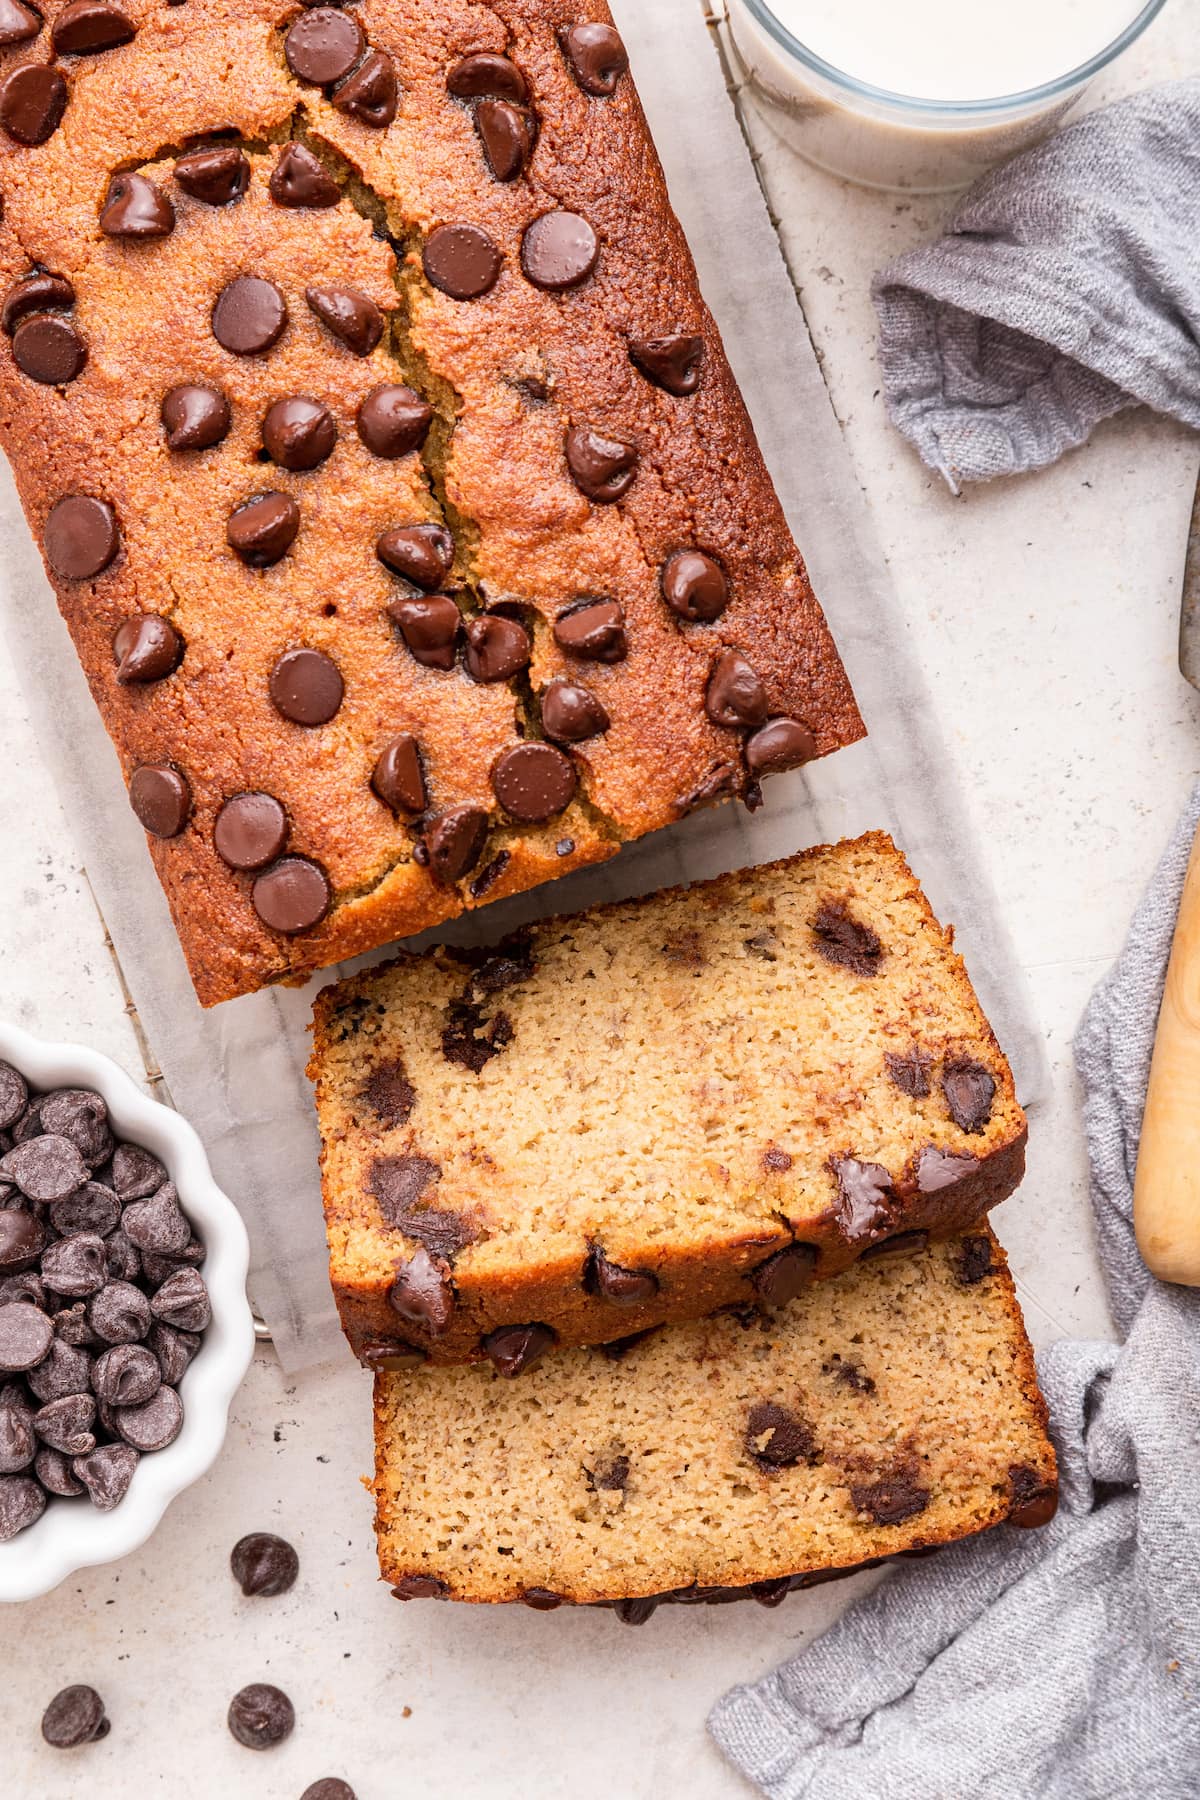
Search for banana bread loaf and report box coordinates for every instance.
[310,833,1027,1369]
[372,1231,1058,1614]
[0,0,862,1006]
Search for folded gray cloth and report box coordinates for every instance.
[872,81,1200,492]
[710,785,1200,1799]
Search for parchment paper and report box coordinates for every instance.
[0,0,1045,1370]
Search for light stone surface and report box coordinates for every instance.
[3,0,1198,1792]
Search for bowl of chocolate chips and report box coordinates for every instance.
[0,1022,253,1600]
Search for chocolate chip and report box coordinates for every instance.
[227,491,300,566]
[43,494,118,580]
[832,1158,893,1240]
[269,647,344,725]
[1008,1464,1058,1528]
[228,1681,296,1750]
[262,396,336,471]
[231,1531,299,1596]
[0,1209,42,1274]
[50,1182,120,1236]
[149,1266,210,1333]
[370,1152,440,1220]
[212,275,287,356]
[111,1143,166,1200]
[175,143,249,205]
[470,851,511,896]
[29,1337,91,1403]
[103,1228,140,1283]
[40,1088,110,1165]
[812,902,882,978]
[746,717,817,776]
[861,1228,928,1261]
[475,99,533,182]
[942,1059,996,1134]
[0,1471,44,1538]
[559,22,628,96]
[360,1058,416,1127]
[88,1278,151,1343]
[0,0,40,45]
[464,613,531,684]
[590,1452,630,1492]
[390,1573,447,1601]
[36,1447,83,1496]
[52,0,133,52]
[565,425,637,503]
[362,1338,425,1371]
[553,598,627,662]
[371,735,427,815]
[441,1000,512,1072]
[0,1399,33,1470]
[148,1320,199,1385]
[113,1382,182,1451]
[41,1684,109,1747]
[447,51,528,102]
[269,141,340,208]
[705,649,768,729]
[956,1235,994,1285]
[284,6,363,83]
[423,223,502,300]
[2,273,73,337]
[389,1245,454,1335]
[0,1305,52,1375]
[332,49,397,127]
[0,1064,27,1130]
[305,283,384,355]
[42,1232,107,1298]
[128,764,190,839]
[32,1391,95,1454]
[886,1049,932,1099]
[851,1474,930,1526]
[0,63,68,145]
[112,613,183,685]
[522,211,599,294]
[53,1301,95,1347]
[585,1247,658,1305]
[376,518,451,585]
[750,1242,818,1308]
[426,806,488,885]
[161,381,231,451]
[491,742,576,823]
[612,1596,657,1625]
[92,1342,159,1406]
[629,332,706,395]
[661,549,727,622]
[12,312,86,384]
[123,1183,190,1255]
[214,792,288,870]
[358,387,434,459]
[916,1146,980,1192]
[72,1440,138,1509]
[745,1400,817,1469]
[538,679,607,745]
[387,592,461,669]
[0,1271,42,1307]
[252,856,331,934]
[483,1321,556,1377]
[100,170,175,239]
[2,1133,87,1202]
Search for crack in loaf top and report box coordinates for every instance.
[0,0,864,1004]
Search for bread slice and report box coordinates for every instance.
[372,1231,1057,1614]
[310,833,1027,1369]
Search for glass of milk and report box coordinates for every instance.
[724,0,1170,191]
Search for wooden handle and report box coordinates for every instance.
[1135,819,1200,1284]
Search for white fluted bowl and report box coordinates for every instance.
[0,1021,254,1601]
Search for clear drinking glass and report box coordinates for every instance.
[723,0,1170,193]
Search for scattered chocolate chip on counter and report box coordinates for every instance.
[227,1682,296,1750]
[230,1530,299,1597]
[41,1683,110,1748]
[0,1066,210,1539]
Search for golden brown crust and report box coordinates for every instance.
[0,0,862,1005]
[310,833,1028,1366]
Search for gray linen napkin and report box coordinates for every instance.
[872,81,1200,492]
[709,784,1200,1800]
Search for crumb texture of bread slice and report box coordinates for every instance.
[372,1232,1057,1607]
[310,833,1027,1365]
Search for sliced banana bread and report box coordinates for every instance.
[310,832,1027,1369]
[372,1231,1057,1615]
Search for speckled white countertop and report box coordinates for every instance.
[3,3,1198,1794]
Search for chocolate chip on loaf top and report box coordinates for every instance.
[371,1231,1057,1611]
[0,1,863,1005]
[309,833,1027,1369]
